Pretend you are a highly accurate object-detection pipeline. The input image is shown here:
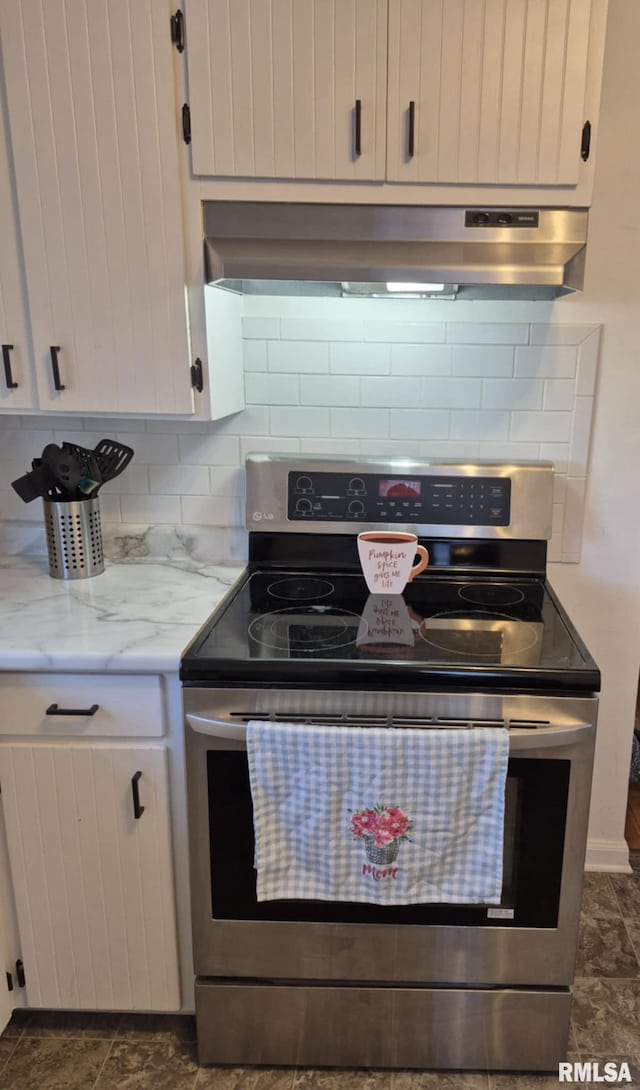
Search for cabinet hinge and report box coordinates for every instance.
[581,120,592,162]
[6,971,13,992]
[190,358,204,393]
[15,960,25,989]
[170,9,185,52]
[182,103,191,145]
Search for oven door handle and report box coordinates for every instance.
[508,723,593,750]
[186,713,249,742]
[186,714,592,750]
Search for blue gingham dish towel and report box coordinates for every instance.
[246,721,509,906]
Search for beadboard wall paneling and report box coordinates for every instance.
[0,315,601,564]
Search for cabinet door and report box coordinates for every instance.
[185,0,388,180]
[0,744,181,1011]
[387,0,593,186]
[0,0,194,415]
[0,81,34,411]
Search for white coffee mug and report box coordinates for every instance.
[357,531,429,595]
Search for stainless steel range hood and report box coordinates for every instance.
[203,202,588,300]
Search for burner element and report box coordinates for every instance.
[458,583,526,607]
[249,607,364,653]
[267,577,334,602]
[418,610,540,658]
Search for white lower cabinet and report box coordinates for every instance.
[0,741,181,1012]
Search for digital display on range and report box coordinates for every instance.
[378,479,421,498]
[287,471,511,525]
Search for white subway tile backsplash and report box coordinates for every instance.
[178,433,240,465]
[422,378,481,409]
[446,324,529,345]
[120,494,181,524]
[100,465,149,494]
[97,494,122,522]
[111,432,178,464]
[300,437,361,456]
[539,444,569,473]
[148,464,211,495]
[270,406,330,437]
[450,411,509,441]
[240,437,300,459]
[242,317,281,339]
[482,379,543,411]
[515,346,578,379]
[389,410,449,440]
[477,441,540,461]
[510,412,572,443]
[245,372,300,405]
[391,345,452,376]
[361,377,421,408]
[363,322,446,343]
[243,341,268,372]
[330,343,391,374]
[180,494,243,527]
[576,331,600,396]
[268,341,329,373]
[331,408,390,439]
[0,428,54,460]
[452,346,514,377]
[300,375,360,406]
[0,315,601,564]
[529,324,598,345]
[281,318,366,341]
[543,380,576,411]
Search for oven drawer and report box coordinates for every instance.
[195,980,572,1070]
[0,673,164,737]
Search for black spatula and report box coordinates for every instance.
[93,439,134,484]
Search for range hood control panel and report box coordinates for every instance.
[287,471,511,526]
[465,209,540,228]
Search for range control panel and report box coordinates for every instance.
[287,472,511,526]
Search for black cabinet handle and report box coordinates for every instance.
[354,99,362,157]
[408,101,416,159]
[131,771,145,819]
[46,703,99,717]
[15,960,25,989]
[581,119,591,161]
[2,345,18,389]
[170,9,185,52]
[49,346,65,391]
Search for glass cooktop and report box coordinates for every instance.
[181,569,600,692]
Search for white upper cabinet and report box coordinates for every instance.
[387,0,593,186]
[0,81,34,412]
[0,0,194,415]
[184,0,388,180]
[182,0,606,199]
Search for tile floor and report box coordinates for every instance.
[1,856,639,1090]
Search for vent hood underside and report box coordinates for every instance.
[204,202,588,300]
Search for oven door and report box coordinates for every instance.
[184,688,597,988]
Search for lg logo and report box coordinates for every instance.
[252,511,274,521]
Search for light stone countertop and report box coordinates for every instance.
[0,554,245,673]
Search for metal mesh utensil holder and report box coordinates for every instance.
[43,496,105,579]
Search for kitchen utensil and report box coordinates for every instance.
[93,439,134,483]
[11,464,54,503]
[41,443,91,500]
[61,442,102,496]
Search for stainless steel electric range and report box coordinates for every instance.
[181,454,600,1072]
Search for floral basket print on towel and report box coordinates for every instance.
[349,803,413,865]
